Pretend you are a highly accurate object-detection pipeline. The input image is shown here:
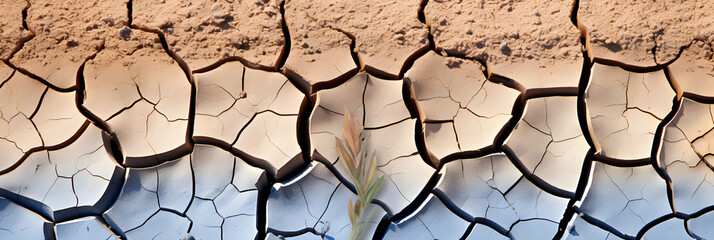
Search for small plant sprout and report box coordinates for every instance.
[335,112,384,240]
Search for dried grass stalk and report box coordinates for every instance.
[335,112,384,240]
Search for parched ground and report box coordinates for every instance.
[0,0,713,239]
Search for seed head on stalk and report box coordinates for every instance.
[335,112,384,240]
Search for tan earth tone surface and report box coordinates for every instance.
[282,0,357,86]
[284,0,429,81]
[9,0,129,89]
[0,0,31,60]
[132,0,285,70]
[425,0,583,89]
[578,0,714,66]
[0,0,713,239]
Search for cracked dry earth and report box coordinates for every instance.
[0,0,713,240]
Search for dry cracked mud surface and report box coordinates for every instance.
[0,0,713,239]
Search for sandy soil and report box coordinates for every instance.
[284,0,428,80]
[1,1,714,240]
[670,40,714,96]
[426,0,581,66]
[425,0,584,88]
[0,0,31,60]
[132,0,285,70]
[579,0,714,65]
[9,0,128,89]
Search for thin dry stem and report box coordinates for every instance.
[336,112,384,240]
